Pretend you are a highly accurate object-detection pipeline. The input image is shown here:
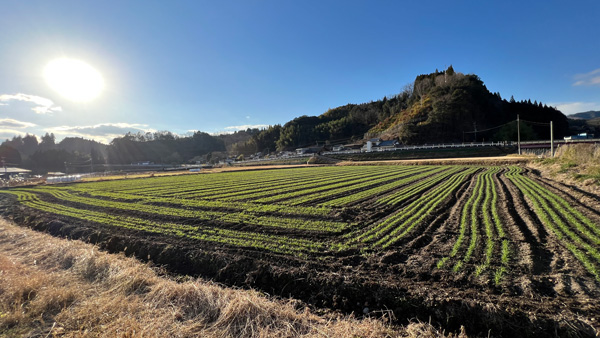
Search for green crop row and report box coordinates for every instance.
[507,167,600,281]
[354,167,478,249]
[0,190,325,257]
[320,166,449,207]
[16,188,348,233]
[173,166,400,201]
[174,167,373,200]
[247,167,417,204]
[32,185,334,218]
[279,166,430,206]
[437,167,511,284]
[376,166,466,206]
[74,166,365,199]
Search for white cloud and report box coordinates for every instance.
[224,124,270,131]
[550,102,600,115]
[45,123,156,144]
[209,124,271,136]
[33,105,62,114]
[573,69,600,86]
[0,128,27,140]
[0,93,62,114]
[0,118,36,129]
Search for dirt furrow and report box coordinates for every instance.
[499,173,552,277]
[529,173,600,226]
[505,172,600,299]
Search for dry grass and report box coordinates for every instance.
[0,219,466,338]
[531,144,600,194]
[336,155,531,166]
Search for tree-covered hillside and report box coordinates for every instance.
[233,66,569,153]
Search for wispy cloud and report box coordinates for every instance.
[573,69,600,86]
[46,123,156,144]
[0,93,62,114]
[550,102,600,115]
[0,118,36,129]
[209,124,271,136]
[208,124,271,136]
[224,124,270,131]
[0,128,28,140]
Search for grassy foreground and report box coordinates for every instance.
[0,219,465,338]
[534,144,600,188]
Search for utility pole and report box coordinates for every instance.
[550,121,554,157]
[517,115,521,155]
[474,122,477,142]
[1,157,6,174]
[90,147,94,173]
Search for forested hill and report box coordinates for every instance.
[232,66,569,154]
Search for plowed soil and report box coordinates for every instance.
[1,166,599,338]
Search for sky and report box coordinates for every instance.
[1,0,599,144]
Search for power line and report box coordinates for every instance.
[463,120,516,134]
[463,118,552,135]
[520,119,551,126]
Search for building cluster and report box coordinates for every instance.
[296,138,401,155]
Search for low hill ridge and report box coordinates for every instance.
[569,111,600,120]
[233,66,569,154]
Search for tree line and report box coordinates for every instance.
[0,130,231,174]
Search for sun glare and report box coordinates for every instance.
[44,58,104,102]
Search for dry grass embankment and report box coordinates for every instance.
[531,144,600,195]
[0,219,465,338]
[336,155,531,167]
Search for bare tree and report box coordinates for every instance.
[402,82,414,97]
[414,78,432,104]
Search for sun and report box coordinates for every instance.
[44,58,104,102]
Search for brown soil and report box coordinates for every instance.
[1,218,441,338]
[1,166,600,337]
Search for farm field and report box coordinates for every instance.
[1,164,599,336]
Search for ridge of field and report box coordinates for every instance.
[1,164,599,336]
[1,218,459,338]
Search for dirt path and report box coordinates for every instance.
[337,155,532,166]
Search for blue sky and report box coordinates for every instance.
[1,1,599,143]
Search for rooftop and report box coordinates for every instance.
[1,167,31,174]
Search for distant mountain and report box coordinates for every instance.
[588,117,600,127]
[569,111,600,120]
